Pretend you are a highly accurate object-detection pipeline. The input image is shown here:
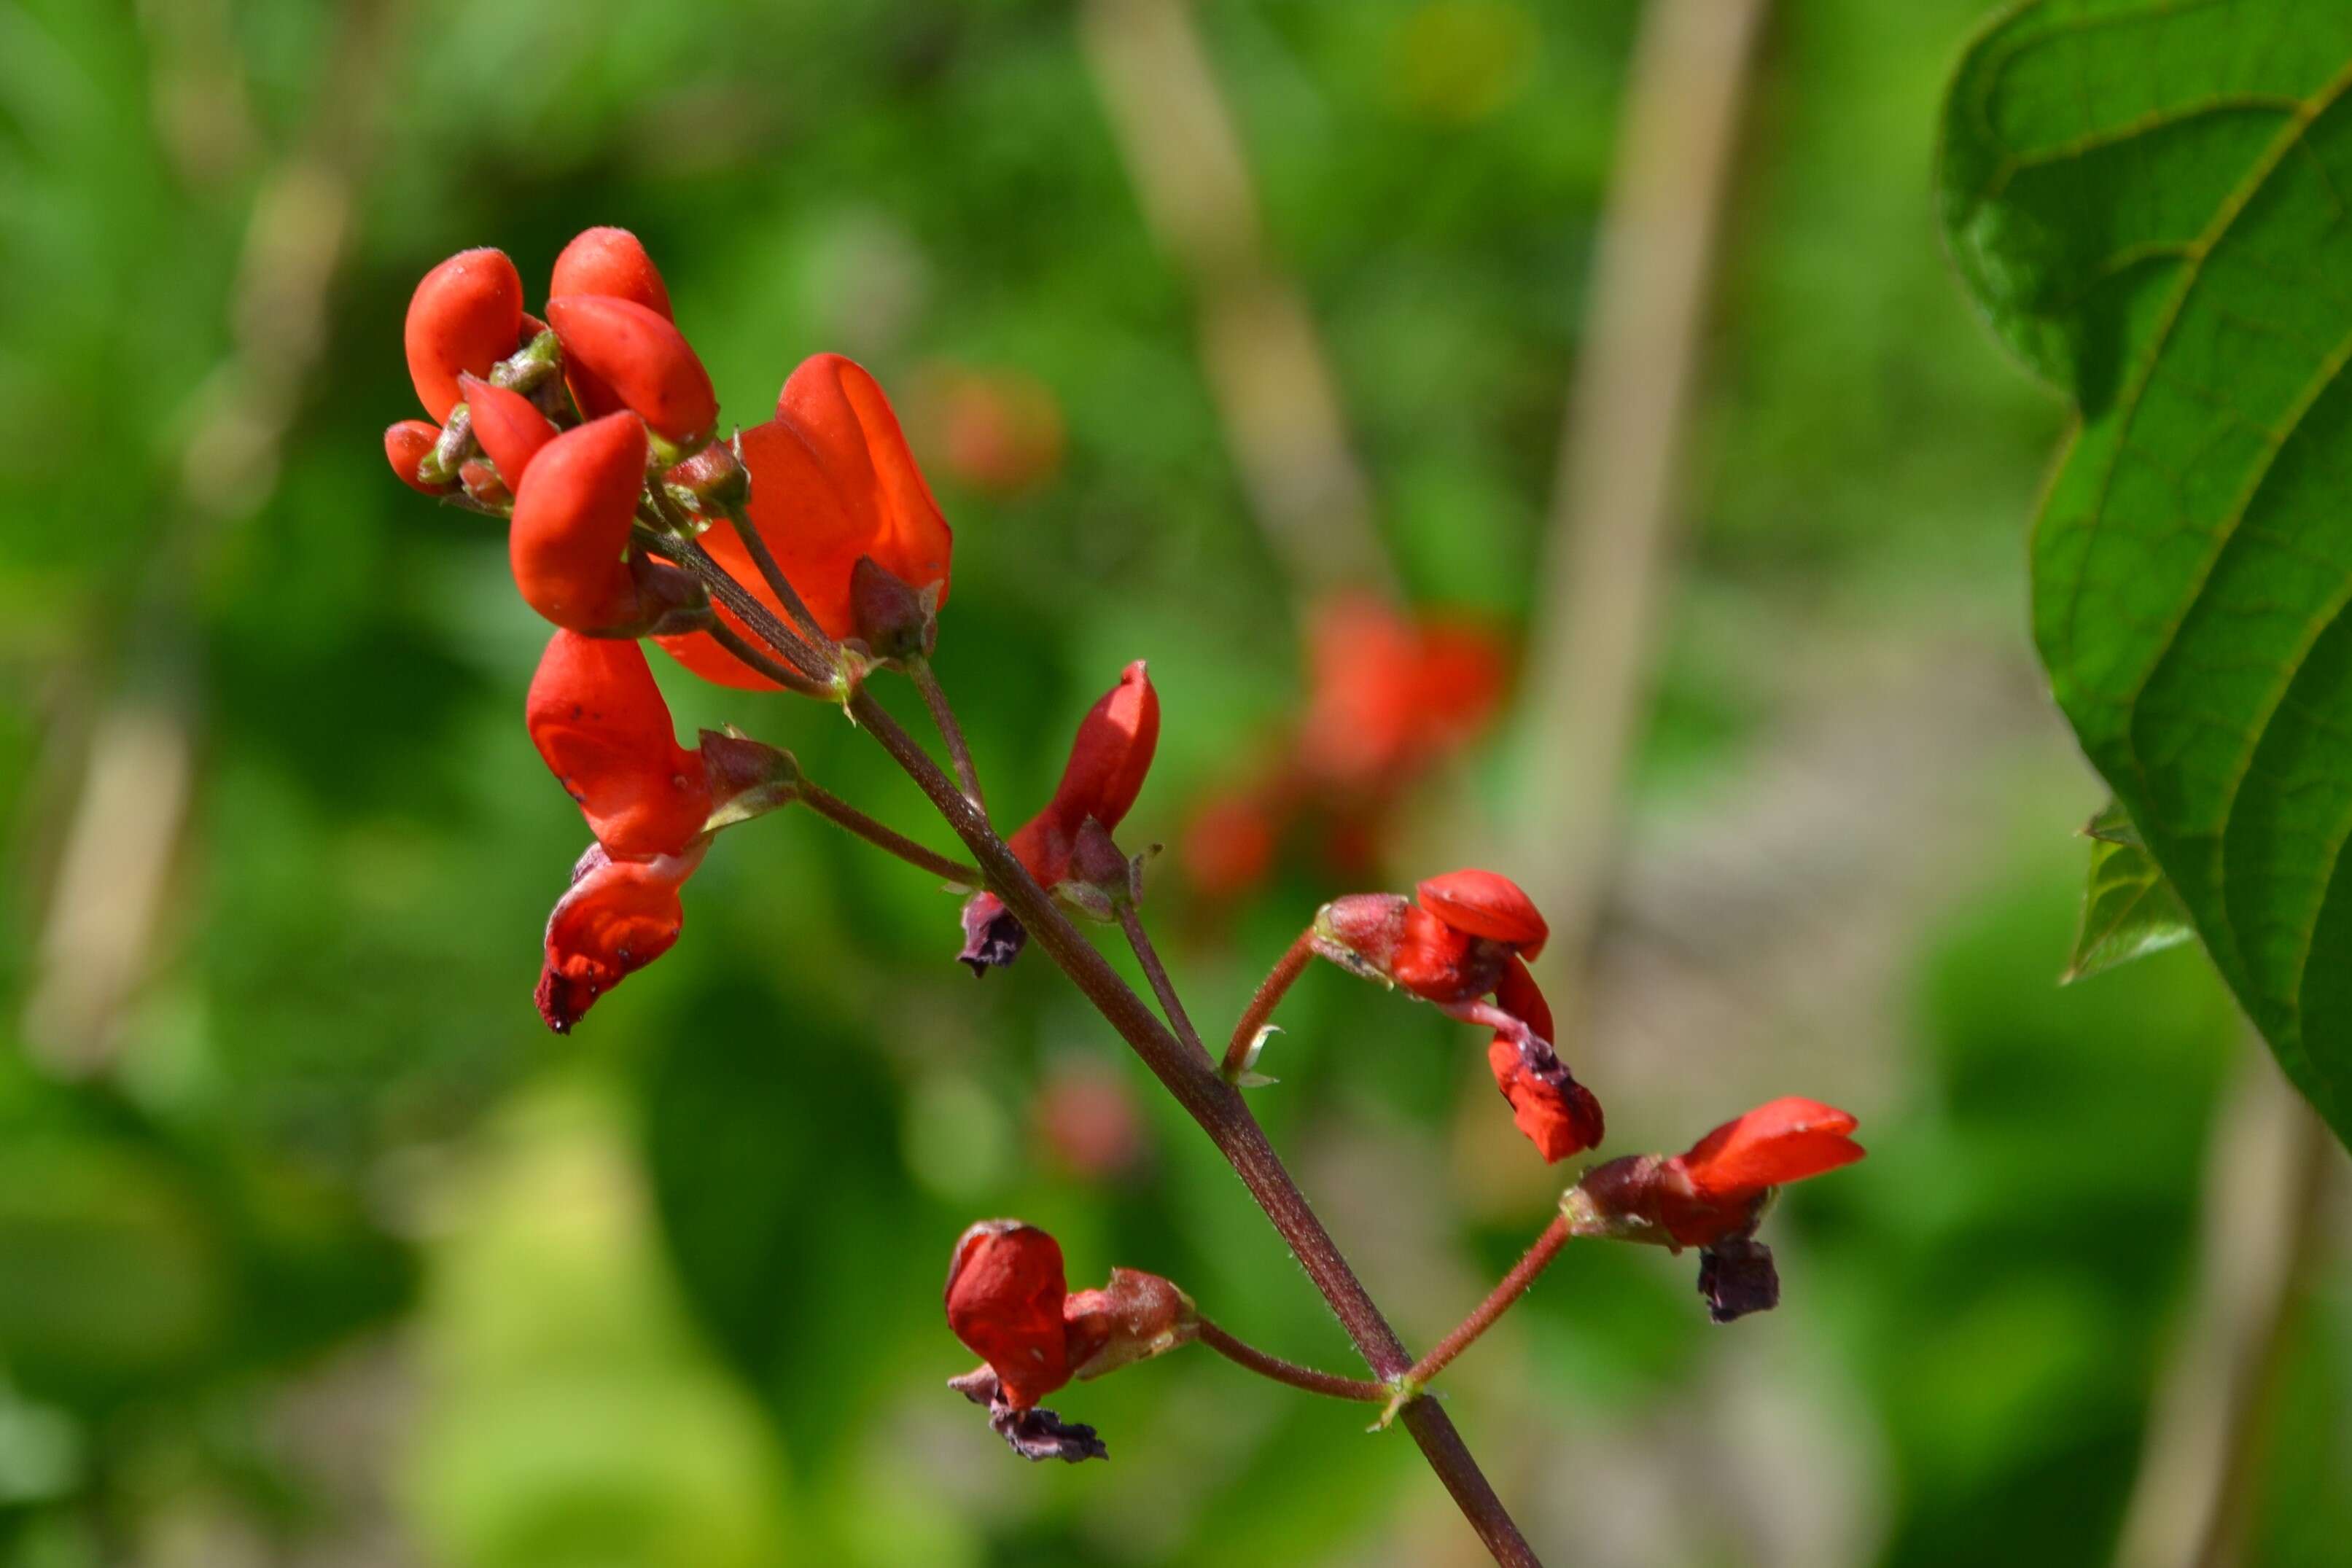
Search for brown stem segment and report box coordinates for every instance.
[720,497,838,653]
[843,688,1540,1566]
[1196,1319,1385,1403]
[1403,1216,1572,1393]
[706,621,831,699]
[1116,902,1210,1065]
[1222,926,1317,1079]
[798,781,981,886]
[908,655,986,814]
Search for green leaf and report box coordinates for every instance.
[2066,800,2195,983]
[1939,0,2352,1146]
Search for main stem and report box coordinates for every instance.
[844,687,1540,1566]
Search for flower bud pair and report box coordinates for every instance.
[1562,1096,1864,1322]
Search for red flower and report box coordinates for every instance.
[1298,592,1508,794]
[384,419,448,494]
[507,411,654,632]
[959,663,1160,971]
[460,373,559,485]
[404,248,525,421]
[526,632,711,859]
[943,1221,1196,1413]
[1484,956,1603,1161]
[1314,870,1600,1161]
[1567,1098,1864,1252]
[945,1221,1074,1410]
[658,354,952,690]
[534,840,704,1033]
[544,295,717,447]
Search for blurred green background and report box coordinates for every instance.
[1,1,2346,1564]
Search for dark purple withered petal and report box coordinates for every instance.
[1697,1237,1780,1323]
[946,1365,1107,1462]
[958,891,1029,975]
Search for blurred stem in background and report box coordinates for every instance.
[23,0,400,1074]
[1078,0,1398,602]
[1506,0,1769,1025]
[2114,1050,2343,1568]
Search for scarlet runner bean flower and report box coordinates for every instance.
[958,661,1160,972]
[526,632,800,1031]
[657,353,955,688]
[943,1220,1197,1462]
[1309,869,1603,1161]
[1562,1096,1865,1322]
[1183,592,1510,899]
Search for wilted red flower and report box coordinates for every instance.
[535,840,704,1033]
[527,632,711,859]
[404,248,526,422]
[1563,1097,1864,1322]
[383,419,448,494]
[959,662,1160,971]
[1313,869,1600,1161]
[460,373,559,486]
[943,1219,1195,1465]
[658,354,954,691]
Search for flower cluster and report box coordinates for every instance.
[385,229,954,1029]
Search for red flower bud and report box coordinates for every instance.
[657,356,953,690]
[460,373,559,485]
[526,632,712,858]
[535,840,704,1033]
[1417,869,1549,959]
[404,248,524,421]
[945,1221,1072,1410]
[508,412,650,631]
[550,226,674,319]
[384,419,451,494]
[545,295,717,446]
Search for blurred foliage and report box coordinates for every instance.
[0,1,2342,1565]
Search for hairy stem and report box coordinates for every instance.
[718,498,838,652]
[907,655,986,814]
[1115,902,1210,1065]
[844,686,1539,1565]
[1403,1217,1572,1393]
[798,781,981,886]
[1196,1319,1385,1403]
[1222,925,1317,1079]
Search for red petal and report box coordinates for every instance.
[404,248,523,421]
[550,227,674,319]
[1390,903,1482,1001]
[1680,1096,1864,1198]
[1492,954,1554,1045]
[1049,660,1159,834]
[384,420,448,494]
[944,1221,1072,1410]
[461,373,558,485]
[526,632,710,857]
[775,354,952,617]
[1484,1037,1604,1163]
[536,842,701,1032]
[1417,869,1549,958]
[508,413,647,632]
[545,295,716,445]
